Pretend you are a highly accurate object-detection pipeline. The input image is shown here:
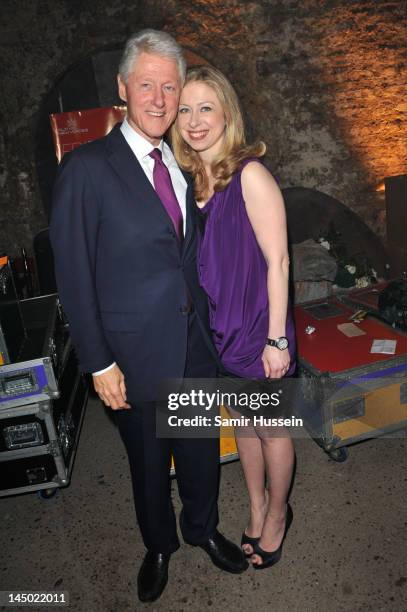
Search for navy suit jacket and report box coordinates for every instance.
[50,124,216,403]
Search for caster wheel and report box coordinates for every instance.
[37,488,58,500]
[328,447,349,462]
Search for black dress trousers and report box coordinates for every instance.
[114,311,220,554]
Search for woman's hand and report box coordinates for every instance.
[261,345,290,379]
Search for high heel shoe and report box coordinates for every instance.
[241,531,260,558]
[251,503,293,570]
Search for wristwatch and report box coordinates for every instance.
[266,336,289,350]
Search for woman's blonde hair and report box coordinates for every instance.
[170,65,266,202]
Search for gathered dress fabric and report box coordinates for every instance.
[197,158,297,415]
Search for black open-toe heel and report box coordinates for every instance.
[241,532,260,558]
[252,504,293,570]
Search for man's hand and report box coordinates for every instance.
[92,365,130,410]
[261,345,290,379]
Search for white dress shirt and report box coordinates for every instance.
[93,119,188,376]
[120,118,187,233]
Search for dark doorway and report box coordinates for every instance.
[35,47,124,220]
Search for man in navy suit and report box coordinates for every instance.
[50,29,247,603]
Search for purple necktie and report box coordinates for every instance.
[149,148,183,241]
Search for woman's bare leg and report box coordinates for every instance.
[250,428,294,565]
[227,406,267,554]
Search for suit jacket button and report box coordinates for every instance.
[179,304,190,315]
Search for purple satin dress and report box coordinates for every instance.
[198,158,296,379]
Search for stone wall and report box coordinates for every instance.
[1,0,406,257]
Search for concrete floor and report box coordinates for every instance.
[1,396,406,612]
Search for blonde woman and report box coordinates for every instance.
[171,66,296,570]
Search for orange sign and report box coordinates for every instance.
[50,106,127,162]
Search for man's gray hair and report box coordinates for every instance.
[118,29,186,83]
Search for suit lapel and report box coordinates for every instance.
[105,125,177,236]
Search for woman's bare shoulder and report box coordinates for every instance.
[241,160,280,196]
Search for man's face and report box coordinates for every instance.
[118,52,181,146]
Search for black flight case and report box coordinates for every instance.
[0,294,89,497]
[0,256,26,366]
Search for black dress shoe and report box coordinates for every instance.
[137,551,170,603]
[197,531,249,573]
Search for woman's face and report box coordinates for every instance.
[177,81,226,159]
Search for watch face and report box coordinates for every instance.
[276,337,289,350]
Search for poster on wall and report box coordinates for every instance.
[49,106,127,162]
